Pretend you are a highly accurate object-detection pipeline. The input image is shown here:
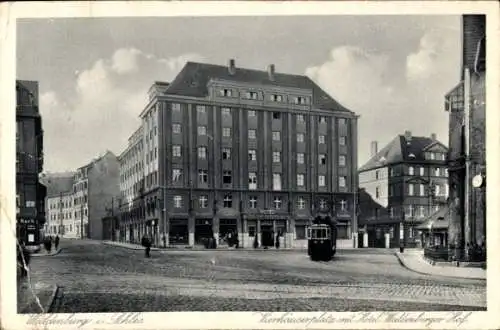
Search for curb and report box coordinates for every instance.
[45,285,60,313]
[394,252,485,280]
[31,248,62,257]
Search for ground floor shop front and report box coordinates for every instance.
[358,221,426,248]
[118,216,356,249]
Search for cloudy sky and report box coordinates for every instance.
[17,16,461,172]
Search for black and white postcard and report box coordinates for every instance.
[1,1,498,330]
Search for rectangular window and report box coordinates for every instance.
[172,145,181,157]
[196,105,206,113]
[273,197,282,209]
[221,107,231,116]
[420,184,425,196]
[223,127,231,137]
[248,129,256,139]
[409,184,414,196]
[249,196,257,209]
[198,147,207,159]
[295,225,306,239]
[419,167,424,176]
[197,126,207,136]
[294,96,306,105]
[319,154,327,165]
[434,167,440,176]
[319,116,327,123]
[222,148,231,160]
[198,170,208,183]
[318,175,326,187]
[445,183,449,197]
[409,166,414,175]
[172,103,181,112]
[297,174,305,186]
[172,169,182,182]
[173,196,183,208]
[297,153,305,164]
[248,110,256,117]
[339,118,346,126]
[223,171,232,184]
[376,187,380,198]
[297,114,305,122]
[199,195,208,208]
[271,94,283,102]
[318,135,325,144]
[272,131,281,141]
[418,206,425,218]
[223,194,233,208]
[172,124,181,134]
[221,89,232,97]
[339,136,346,146]
[339,155,346,167]
[273,173,282,191]
[273,151,281,163]
[246,91,258,100]
[248,172,257,190]
[297,133,304,143]
[339,176,346,188]
[297,198,306,210]
[272,112,281,119]
[248,149,257,161]
[435,185,441,196]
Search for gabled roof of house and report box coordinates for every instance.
[359,134,448,172]
[163,61,354,113]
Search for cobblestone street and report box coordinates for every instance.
[23,240,486,312]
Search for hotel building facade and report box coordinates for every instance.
[118,60,359,248]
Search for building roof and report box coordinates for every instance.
[39,173,75,197]
[359,134,448,172]
[163,61,353,113]
[416,206,450,230]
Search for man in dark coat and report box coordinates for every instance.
[142,235,152,258]
[55,235,60,250]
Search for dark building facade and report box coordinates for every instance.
[119,60,359,249]
[358,132,448,248]
[445,15,486,259]
[16,80,46,247]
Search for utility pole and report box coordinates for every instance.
[59,192,63,237]
[463,67,472,258]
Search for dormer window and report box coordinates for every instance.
[271,94,283,102]
[294,96,306,105]
[221,88,232,97]
[246,91,258,100]
[408,153,416,158]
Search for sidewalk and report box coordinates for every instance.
[31,248,62,257]
[102,240,307,251]
[395,250,486,280]
[17,277,59,313]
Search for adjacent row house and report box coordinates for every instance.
[118,59,359,249]
[42,151,120,240]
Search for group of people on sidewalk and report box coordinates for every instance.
[42,235,60,253]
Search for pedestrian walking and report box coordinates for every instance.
[275,232,280,249]
[142,235,151,258]
[55,235,60,250]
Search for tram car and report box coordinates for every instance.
[306,216,337,261]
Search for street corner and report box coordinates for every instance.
[31,248,63,258]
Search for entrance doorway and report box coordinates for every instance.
[195,219,213,245]
[169,220,188,245]
[261,225,274,247]
[219,219,237,246]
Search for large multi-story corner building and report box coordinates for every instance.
[119,60,359,249]
[445,15,486,259]
[358,131,449,248]
[41,172,76,237]
[16,80,46,247]
[73,151,120,240]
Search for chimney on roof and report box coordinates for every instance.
[404,130,412,143]
[431,133,437,140]
[228,59,236,75]
[268,64,275,81]
[370,141,378,158]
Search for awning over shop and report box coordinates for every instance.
[416,206,450,230]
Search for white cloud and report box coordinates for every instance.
[406,30,456,82]
[306,41,456,168]
[40,48,204,172]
